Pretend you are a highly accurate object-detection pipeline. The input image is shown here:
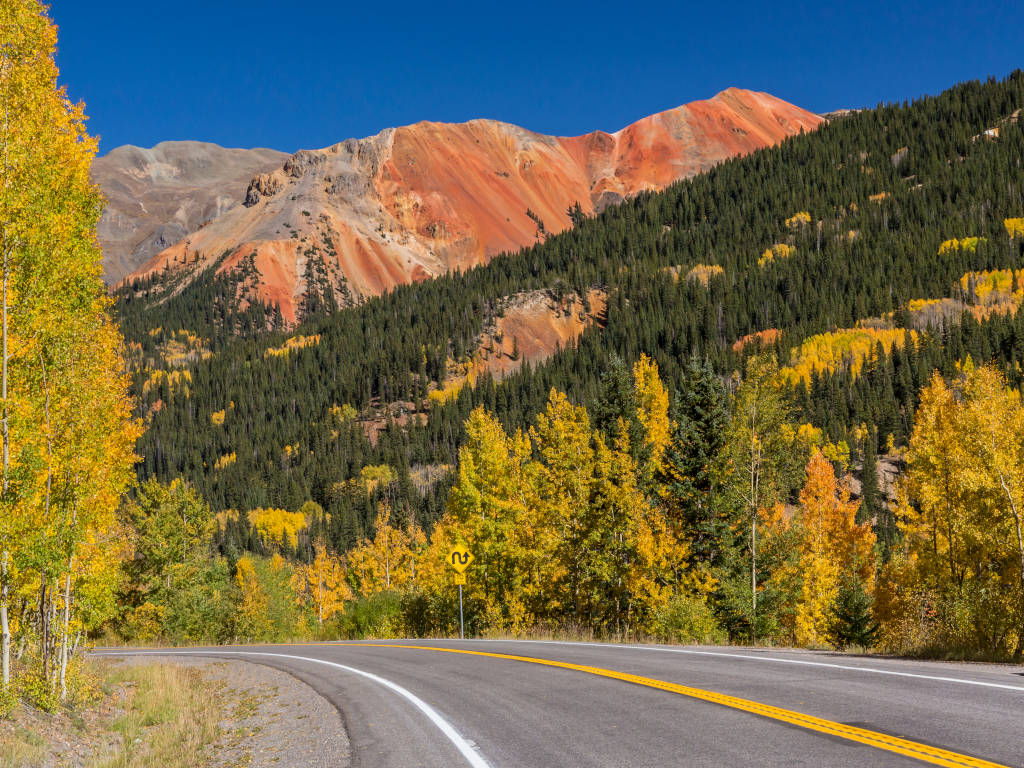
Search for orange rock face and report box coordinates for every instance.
[121,89,821,322]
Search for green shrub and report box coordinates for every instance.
[655,594,726,645]
[335,591,404,638]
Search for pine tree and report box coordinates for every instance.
[658,356,729,567]
[858,426,880,526]
[831,574,879,649]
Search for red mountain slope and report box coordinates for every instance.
[120,88,821,321]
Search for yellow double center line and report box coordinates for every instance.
[337,643,1006,768]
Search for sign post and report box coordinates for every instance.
[448,545,474,639]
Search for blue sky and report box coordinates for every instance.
[50,0,1023,154]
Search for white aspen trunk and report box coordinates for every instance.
[748,398,760,640]
[317,569,324,626]
[0,553,9,687]
[59,501,78,701]
[1,55,12,691]
[59,563,72,701]
[994,469,1024,657]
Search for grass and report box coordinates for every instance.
[92,662,223,768]
[0,725,45,767]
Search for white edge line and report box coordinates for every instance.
[94,649,491,768]
[495,639,1024,693]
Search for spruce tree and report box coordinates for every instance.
[658,356,729,566]
[858,426,880,526]
[830,574,879,650]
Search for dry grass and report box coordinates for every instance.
[0,724,45,767]
[92,662,223,768]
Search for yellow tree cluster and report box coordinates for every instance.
[1005,218,1024,238]
[0,0,140,703]
[759,452,874,648]
[877,363,1024,657]
[785,211,812,228]
[780,327,916,385]
[413,356,700,637]
[758,243,795,267]
[938,236,987,255]
[346,505,426,595]
[684,264,725,287]
[763,452,875,646]
[263,333,321,359]
[957,269,1024,305]
[291,543,352,626]
[249,507,308,551]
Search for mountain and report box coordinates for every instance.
[114,89,822,321]
[92,141,287,283]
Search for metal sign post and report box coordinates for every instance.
[458,581,465,639]
[448,547,473,640]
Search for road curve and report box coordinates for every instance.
[94,639,1024,767]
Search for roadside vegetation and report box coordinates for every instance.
[0,660,223,767]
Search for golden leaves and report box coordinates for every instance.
[780,327,915,385]
[263,333,321,358]
[938,236,986,255]
[758,243,795,267]
[684,264,725,287]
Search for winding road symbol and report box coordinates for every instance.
[448,545,474,573]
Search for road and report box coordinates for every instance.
[95,639,1024,767]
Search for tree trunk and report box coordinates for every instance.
[39,578,49,681]
[59,498,78,701]
[59,564,72,701]
[995,470,1024,658]
[0,552,9,687]
[1,69,11,693]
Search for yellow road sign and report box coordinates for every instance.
[448,545,474,573]
[453,573,466,585]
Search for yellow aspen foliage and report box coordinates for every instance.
[868,192,888,202]
[758,243,795,267]
[785,211,812,228]
[938,236,986,255]
[781,327,916,385]
[793,452,875,647]
[210,409,226,426]
[685,264,725,286]
[632,354,670,471]
[233,556,270,639]
[329,403,358,422]
[908,298,943,313]
[213,452,236,470]
[141,368,192,396]
[346,505,422,595]
[263,334,321,358]
[359,464,397,492]
[958,268,1024,304]
[439,407,545,622]
[883,364,1024,656]
[248,508,307,550]
[1005,217,1024,238]
[291,543,352,625]
[0,0,140,695]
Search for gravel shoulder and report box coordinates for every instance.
[120,655,352,768]
[0,655,351,768]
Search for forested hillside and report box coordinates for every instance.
[118,72,1024,535]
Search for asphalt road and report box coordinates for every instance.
[96,639,1024,767]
